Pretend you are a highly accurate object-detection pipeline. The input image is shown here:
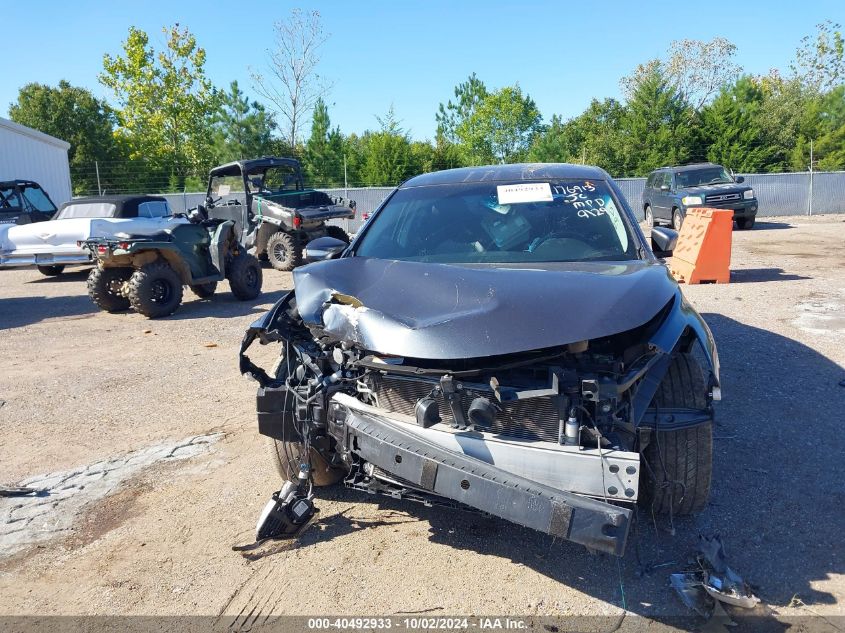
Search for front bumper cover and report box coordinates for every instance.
[329,393,631,556]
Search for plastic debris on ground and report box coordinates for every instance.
[670,534,760,620]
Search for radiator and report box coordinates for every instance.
[370,374,563,443]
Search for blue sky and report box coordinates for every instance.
[2,1,843,140]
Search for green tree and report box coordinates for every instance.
[622,38,741,113]
[303,97,345,186]
[100,24,219,190]
[8,81,124,195]
[212,81,276,163]
[436,73,488,144]
[456,85,542,164]
[700,76,771,172]
[359,107,415,186]
[530,100,626,174]
[621,65,695,175]
[792,20,845,92]
[814,86,845,170]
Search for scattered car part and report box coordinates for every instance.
[0,485,40,497]
[240,163,721,557]
[670,534,760,618]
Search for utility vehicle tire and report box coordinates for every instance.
[736,217,755,230]
[325,225,351,243]
[87,266,131,312]
[640,353,713,516]
[37,265,65,277]
[266,231,300,271]
[266,437,345,487]
[672,208,684,231]
[127,261,183,318]
[227,253,262,300]
[190,281,217,299]
[644,206,654,229]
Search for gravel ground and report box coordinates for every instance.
[0,215,843,626]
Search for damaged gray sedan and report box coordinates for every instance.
[240,163,719,557]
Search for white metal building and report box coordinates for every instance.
[0,117,72,206]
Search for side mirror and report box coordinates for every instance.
[651,227,679,258]
[734,175,745,183]
[303,236,347,263]
[660,185,670,192]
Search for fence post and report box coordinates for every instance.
[807,140,814,216]
[344,154,350,233]
[95,161,102,196]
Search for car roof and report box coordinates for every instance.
[209,156,302,178]
[0,180,44,189]
[60,195,168,215]
[652,163,723,173]
[402,163,609,188]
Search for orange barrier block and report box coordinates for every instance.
[669,208,734,284]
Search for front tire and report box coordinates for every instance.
[672,208,684,231]
[227,253,262,300]
[644,206,654,229]
[736,217,755,230]
[266,437,345,487]
[325,225,351,243]
[37,265,65,277]
[640,354,713,516]
[190,282,217,299]
[266,231,301,271]
[127,261,183,318]
[87,266,131,312]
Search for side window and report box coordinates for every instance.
[645,174,654,189]
[660,173,671,190]
[137,201,170,218]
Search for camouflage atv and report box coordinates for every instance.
[81,210,262,318]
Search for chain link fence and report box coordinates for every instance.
[134,171,845,232]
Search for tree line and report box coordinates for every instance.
[7,15,845,196]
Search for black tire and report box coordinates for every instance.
[325,225,351,243]
[266,437,345,487]
[672,208,684,231]
[37,265,65,277]
[227,253,262,300]
[87,266,131,312]
[736,217,755,230]
[265,356,345,486]
[127,261,183,318]
[190,281,217,299]
[644,206,654,229]
[640,353,713,515]
[266,231,301,271]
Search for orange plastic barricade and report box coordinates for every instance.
[669,208,734,284]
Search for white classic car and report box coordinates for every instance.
[0,195,190,276]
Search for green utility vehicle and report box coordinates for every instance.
[82,211,262,318]
[203,157,355,271]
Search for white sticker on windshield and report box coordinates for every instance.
[218,184,231,196]
[496,182,553,205]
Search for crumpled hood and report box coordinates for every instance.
[293,257,677,359]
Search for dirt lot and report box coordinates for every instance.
[1,215,844,626]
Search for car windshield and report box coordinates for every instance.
[0,186,22,209]
[247,166,300,194]
[20,185,57,212]
[675,167,733,188]
[56,202,117,219]
[354,179,639,264]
